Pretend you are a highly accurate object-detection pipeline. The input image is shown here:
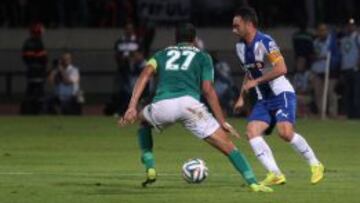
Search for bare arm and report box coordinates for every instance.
[239,74,249,98]
[202,81,226,125]
[119,65,155,126]
[202,80,240,138]
[128,65,155,108]
[234,74,248,112]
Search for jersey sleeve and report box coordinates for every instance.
[263,36,284,64]
[146,58,158,70]
[200,53,214,82]
[146,51,161,71]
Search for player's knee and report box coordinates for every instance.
[246,125,259,140]
[277,126,294,142]
[208,129,235,155]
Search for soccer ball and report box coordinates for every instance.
[182,158,208,183]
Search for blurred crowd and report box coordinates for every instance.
[19,19,360,119]
[103,17,360,119]
[20,21,155,115]
[292,19,360,118]
[105,18,360,119]
[19,20,240,116]
[21,23,83,115]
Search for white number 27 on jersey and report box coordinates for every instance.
[165,50,196,71]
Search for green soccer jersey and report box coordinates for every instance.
[147,43,214,102]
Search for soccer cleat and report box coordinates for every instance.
[141,168,157,187]
[311,163,324,184]
[260,172,286,186]
[249,183,274,192]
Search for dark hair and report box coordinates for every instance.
[234,7,258,27]
[175,23,196,43]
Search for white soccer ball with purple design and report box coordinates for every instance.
[182,158,208,183]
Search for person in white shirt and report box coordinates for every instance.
[310,23,339,117]
[48,52,83,115]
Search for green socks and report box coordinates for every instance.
[228,149,257,185]
[142,152,155,170]
[138,126,155,170]
[138,126,257,185]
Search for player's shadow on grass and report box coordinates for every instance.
[54,181,245,195]
[85,181,245,195]
[54,175,247,195]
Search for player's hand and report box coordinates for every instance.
[222,122,240,139]
[234,96,245,113]
[118,107,138,127]
[243,79,259,92]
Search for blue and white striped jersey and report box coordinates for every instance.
[235,31,294,100]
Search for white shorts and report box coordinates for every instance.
[142,96,220,139]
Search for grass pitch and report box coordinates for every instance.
[0,116,359,203]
